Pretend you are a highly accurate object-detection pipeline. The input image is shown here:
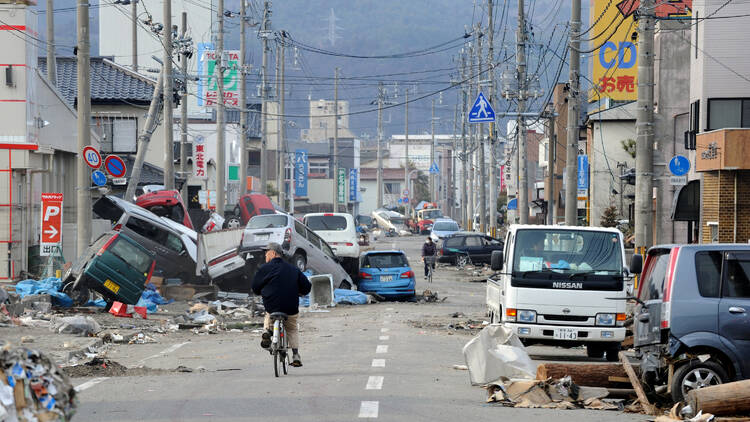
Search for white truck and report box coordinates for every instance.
[487,225,630,361]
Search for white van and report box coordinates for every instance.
[486,224,629,361]
[303,213,360,275]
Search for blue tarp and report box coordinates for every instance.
[299,288,368,307]
[14,278,72,307]
[136,283,172,313]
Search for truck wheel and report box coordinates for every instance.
[671,359,729,403]
[293,253,307,272]
[605,344,621,362]
[586,344,604,359]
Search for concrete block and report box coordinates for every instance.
[309,274,335,308]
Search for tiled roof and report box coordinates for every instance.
[38,57,156,107]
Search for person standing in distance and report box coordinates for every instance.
[252,242,311,367]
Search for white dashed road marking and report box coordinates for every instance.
[366,376,384,390]
[386,307,394,311]
[138,342,189,365]
[74,377,109,392]
[379,336,389,341]
[372,359,386,368]
[380,328,389,333]
[376,345,388,354]
[359,401,379,418]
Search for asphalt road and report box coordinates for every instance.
[71,235,648,422]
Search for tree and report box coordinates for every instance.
[621,139,636,159]
[600,205,619,228]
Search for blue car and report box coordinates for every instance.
[358,251,416,299]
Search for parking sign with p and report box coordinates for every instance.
[41,193,63,256]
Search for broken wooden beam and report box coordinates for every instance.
[686,379,750,417]
[619,351,658,416]
[535,363,632,388]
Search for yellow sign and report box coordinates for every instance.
[589,0,692,102]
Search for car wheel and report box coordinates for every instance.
[586,344,605,359]
[225,217,242,229]
[62,279,92,306]
[339,280,352,290]
[293,253,307,272]
[671,359,729,403]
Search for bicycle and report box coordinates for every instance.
[424,255,436,283]
[269,312,291,377]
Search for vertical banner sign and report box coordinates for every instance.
[577,155,589,199]
[348,168,358,202]
[193,135,207,179]
[196,43,213,106]
[40,193,63,256]
[337,168,346,204]
[294,150,308,197]
[202,49,240,108]
[589,0,692,102]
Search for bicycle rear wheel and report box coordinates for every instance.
[281,327,288,374]
[274,351,280,377]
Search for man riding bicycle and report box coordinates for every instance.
[252,242,311,367]
[421,237,437,279]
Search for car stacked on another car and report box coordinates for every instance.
[429,218,460,244]
[438,232,504,266]
[303,213,360,277]
[358,250,416,299]
[631,244,750,402]
[239,213,354,289]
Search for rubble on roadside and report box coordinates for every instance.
[0,345,77,421]
[485,376,623,411]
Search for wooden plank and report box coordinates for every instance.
[608,376,631,383]
[687,379,750,417]
[536,363,630,388]
[619,351,658,416]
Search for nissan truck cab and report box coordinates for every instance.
[487,225,630,361]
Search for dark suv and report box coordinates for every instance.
[631,244,750,402]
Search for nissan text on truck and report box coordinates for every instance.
[487,225,630,361]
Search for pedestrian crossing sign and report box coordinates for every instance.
[468,91,495,123]
[429,162,440,174]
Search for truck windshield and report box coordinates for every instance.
[306,215,348,231]
[390,217,406,225]
[247,215,288,229]
[513,229,622,275]
[422,210,443,219]
[433,221,459,231]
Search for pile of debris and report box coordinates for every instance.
[172,296,264,334]
[486,376,624,411]
[0,345,77,421]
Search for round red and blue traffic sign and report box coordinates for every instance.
[82,146,102,169]
[104,155,127,178]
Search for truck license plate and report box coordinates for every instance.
[380,275,393,282]
[103,279,120,294]
[553,328,577,340]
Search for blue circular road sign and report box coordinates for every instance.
[91,170,107,186]
[507,198,518,210]
[669,155,690,176]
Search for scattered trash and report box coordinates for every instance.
[51,316,101,336]
[462,324,537,385]
[137,284,172,313]
[128,333,157,344]
[486,376,618,410]
[418,289,445,303]
[188,309,216,324]
[0,346,77,420]
[109,301,148,319]
[20,336,34,344]
[451,312,465,318]
[175,366,193,373]
[83,298,107,308]
[300,289,368,307]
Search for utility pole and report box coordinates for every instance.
[546,109,556,225]
[163,0,174,190]
[332,67,339,212]
[488,0,498,236]
[460,51,468,229]
[377,82,384,208]
[404,89,409,215]
[259,1,270,195]
[565,0,581,226]
[126,69,165,200]
[180,12,189,205]
[46,0,56,85]
[430,99,436,203]
[131,0,137,72]
[76,0,91,255]
[516,0,529,224]
[477,24,487,233]
[635,0,655,248]
[279,41,286,209]
[239,0,248,197]
[215,0,226,214]
[275,41,282,204]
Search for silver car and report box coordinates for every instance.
[239,213,354,289]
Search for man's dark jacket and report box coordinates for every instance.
[251,257,312,315]
[422,242,437,257]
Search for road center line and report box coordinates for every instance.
[380,328,389,333]
[138,342,189,364]
[386,307,394,311]
[366,376,384,390]
[359,401,379,418]
[379,335,389,341]
[372,359,386,367]
[74,377,109,392]
[376,345,388,354]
